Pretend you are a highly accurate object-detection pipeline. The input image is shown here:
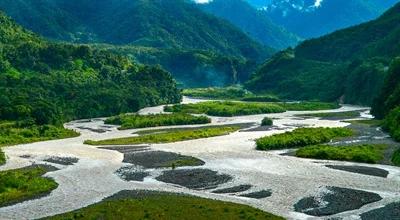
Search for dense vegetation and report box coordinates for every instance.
[105,113,211,130]
[372,58,400,141]
[164,101,286,117]
[0,0,276,88]
[247,3,400,106]
[0,0,271,60]
[261,117,273,126]
[197,0,300,49]
[165,101,339,117]
[296,144,387,164]
[182,86,281,102]
[393,149,400,166]
[46,192,284,220]
[102,46,258,87]
[0,11,181,125]
[0,121,79,148]
[0,150,5,165]
[182,87,252,100]
[256,127,353,150]
[0,165,58,207]
[85,126,240,145]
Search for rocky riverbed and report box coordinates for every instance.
[0,97,399,220]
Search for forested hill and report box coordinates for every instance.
[246,2,400,106]
[196,0,300,49]
[0,12,181,125]
[0,0,271,61]
[263,0,400,39]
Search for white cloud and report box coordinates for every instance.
[314,0,323,7]
[193,0,212,4]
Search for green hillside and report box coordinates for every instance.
[197,0,300,49]
[0,11,181,125]
[0,0,272,87]
[246,3,400,105]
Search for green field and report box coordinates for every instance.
[279,102,340,111]
[0,121,79,148]
[343,119,382,127]
[0,165,58,207]
[164,101,286,117]
[165,101,339,117]
[85,126,240,145]
[296,144,387,164]
[256,127,353,150]
[298,111,361,119]
[182,87,281,102]
[105,113,211,130]
[46,191,284,220]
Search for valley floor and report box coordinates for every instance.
[0,97,399,220]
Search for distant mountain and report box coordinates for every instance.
[246,2,400,105]
[261,0,400,38]
[0,0,271,61]
[0,11,181,124]
[196,0,300,49]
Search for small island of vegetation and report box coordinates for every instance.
[105,113,211,130]
[256,127,353,150]
[295,144,387,164]
[85,126,240,145]
[165,101,340,117]
[0,165,58,207]
[46,191,284,220]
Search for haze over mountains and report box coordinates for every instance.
[247,0,399,38]
[197,0,300,49]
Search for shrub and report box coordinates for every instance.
[261,117,273,126]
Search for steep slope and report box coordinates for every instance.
[0,0,271,60]
[246,3,400,105]
[0,0,272,88]
[263,0,399,38]
[197,0,300,49]
[372,58,400,141]
[0,12,181,125]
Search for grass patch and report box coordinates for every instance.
[85,126,240,145]
[343,119,382,127]
[298,111,360,119]
[392,149,400,166]
[182,87,281,102]
[46,191,284,220]
[182,86,251,100]
[164,101,286,117]
[0,165,58,207]
[296,144,387,164]
[165,101,339,117]
[105,113,210,130]
[0,121,79,148]
[256,127,353,150]
[280,102,340,111]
